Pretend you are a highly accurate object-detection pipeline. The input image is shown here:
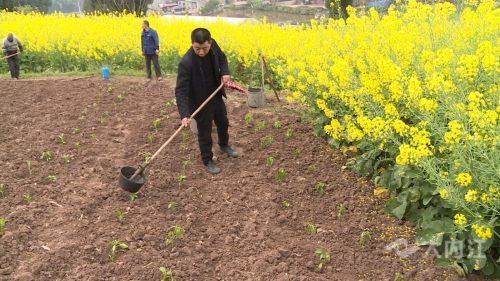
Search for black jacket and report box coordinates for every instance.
[175,39,230,119]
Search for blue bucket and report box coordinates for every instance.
[101,66,110,80]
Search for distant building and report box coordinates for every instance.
[148,0,211,14]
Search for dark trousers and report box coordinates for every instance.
[195,98,229,165]
[6,55,19,78]
[145,54,162,78]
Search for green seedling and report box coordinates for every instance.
[285,128,294,139]
[281,200,290,208]
[47,175,57,183]
[58,133,66,144]
[167,201,176,210]
[305,223,318,235]
[130,193,138,202]
[165,101,172,107]
[26,160,32,176]
[179,143,188,153]
[315,248,331,271]
[308,164,317,172]
[115,208,125,224]
[62,154,73,164]
[73,127,81,134]
[165,226,184,246]
[182,132,190,142]
[255,120,266,132]
[244,112,253,125]
[394,273,405,281]
[147,134,154,144]
[107,86,114,93]
[293,148,301,158]
[260,135,274,148]
[144,152,153,164]
[117,94,124,102]
[152,118,161,132]
[0,183,4,197]
[273,120,282,129]
[23,192,32,204]
[266,156,275,167]
[360,230,372,245]
[315,182,327,195]
[159,267,176,281]
[181,159,190,170]
[99,117,106,124]
[41,151,52,161]
[90,133,96,140]
[110,240,128,261]
[75,141,81,152]
[0,218,7,236]
[160,109,168,118]
[337,204,347,219]
[176,175,187,187]
[276,168,287,183]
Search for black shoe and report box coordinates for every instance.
[220,146,239,158]
[205,160,221,174]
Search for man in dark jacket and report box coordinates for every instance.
[175,28,239,174]
[2,33,23,80]
[141,20,162,81]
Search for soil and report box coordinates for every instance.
[0,77,486,281]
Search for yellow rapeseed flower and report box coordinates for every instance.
[472,224,493,240]
[454,213,467,226]
[455,172,472,187]
[464,189,478,202]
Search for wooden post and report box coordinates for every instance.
[260,55,265,89]
[261,55,280,102]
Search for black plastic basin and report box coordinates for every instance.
[119,166,145,193]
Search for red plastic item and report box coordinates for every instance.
[224,80,247,94]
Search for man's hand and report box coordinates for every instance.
[155,49,160,55]
[181,117,191,128]
[222,75,231,85]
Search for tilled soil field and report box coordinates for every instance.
[0,77,484,281]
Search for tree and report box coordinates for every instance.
[200,0,220,15]
[325,0,352,20]
[84,0,153,14]
[0,0,51,12]
[0,0,14,10]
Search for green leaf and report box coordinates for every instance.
[407,188,421,203]
[327,137,340,148]
[360,159,374,175]
[420,207,438,228]
[435,257,453,267]
[415,219,454,246]
[452,261,466,277]
[416,228,444,246]
[384,197,408,220]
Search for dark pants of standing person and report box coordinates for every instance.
[195,97,229,165]
[145,54,162,79]
[6,55,20,79]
